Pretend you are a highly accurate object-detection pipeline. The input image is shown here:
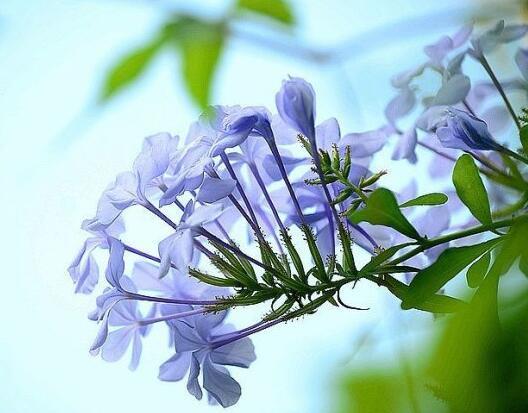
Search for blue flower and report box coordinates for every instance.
[423,24,472,66]
[471,20,528,57]
[515,47,528,82]
[99,299,154,371]
[68,217,124,294]
[159,109,249,207]
[84,133,179,230]
[159,311,256,407]
[218,106,274,148]
[436,108,499,151]
[158,200,224,277]
[276,77,316,141]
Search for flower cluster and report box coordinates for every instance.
[70,20,528,408]
[70,75,395,406]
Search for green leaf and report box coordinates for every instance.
[466,251,491,288]
[520,253,528,277]
[520,124,528,153]
[453,154,492,224]
[359,242,415,276]
[237,0,294,25]
[403,237,502,309]
[189,268,242,288]
[400,192,448,208]
[348,188,422,240]
[488,218,528,277]
[99,35,166,102]
[382,274,466,313]
[165,17,225,109]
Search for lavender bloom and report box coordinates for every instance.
[340,125,391,159]
[84,133,179,230]
[159,312,256,407]
[392,128,418,163]
[100,298,154,371]
[276,77,316,141]
[424,24,473,66]
[471,20,528,57]
[158,201,224,277]
[89,238,130,354]
[68,217,124,294]
[384,86,416,125]
[159,107,263,207]
[515,48,528,82]
[159,135,215,207]
[436,108,499,151]
[221,106,274,144]
[432,73,471,106]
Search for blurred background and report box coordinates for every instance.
[1,1,527,412]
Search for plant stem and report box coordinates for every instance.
[388,216,522,266]
[479,55,521,130]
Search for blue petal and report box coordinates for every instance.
[105,238,125,287]
[133,132,179,198]
[433,74,471,106]
[174,321,207,352]
[158,230,194,276]
[196,177,236,203]
[276,77,316,141]
[384,87,415,124]
[210,336,256,368]
[101,327,134,362]
[392,128,417,163]
[341,128,389,158]
[129,333,142,371]
[202,357,241,408]
[186,353,203,400]
[159,352,191,381]
[515,48,528,82]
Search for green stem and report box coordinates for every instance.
[492,192,528,218]
[388,216,522,267]
[479,55,522,130]
[501,146,528,165]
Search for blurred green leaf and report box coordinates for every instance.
[348,188,422,240]
[237,0,294,25]
[520,253,528,277]
[337,369,410,413]
[400,192,448,208]
[403,237,502,309]
[100,35,166,102]
[453,154,492,225]
[165,17,225,109]
[466,251,490,288]
[427,225,528,412]
[520,124,528,153]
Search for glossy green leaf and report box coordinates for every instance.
[348,188,422,240]
[237,0,294,25]
[400,192,448,208]
[99,35,165,102]
[359,242,415,276]
[382,274,466,313]
[453,154,492,224]
[403,237,502,309]
[466,251,491,288]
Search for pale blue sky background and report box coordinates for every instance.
[0,1,517,412]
